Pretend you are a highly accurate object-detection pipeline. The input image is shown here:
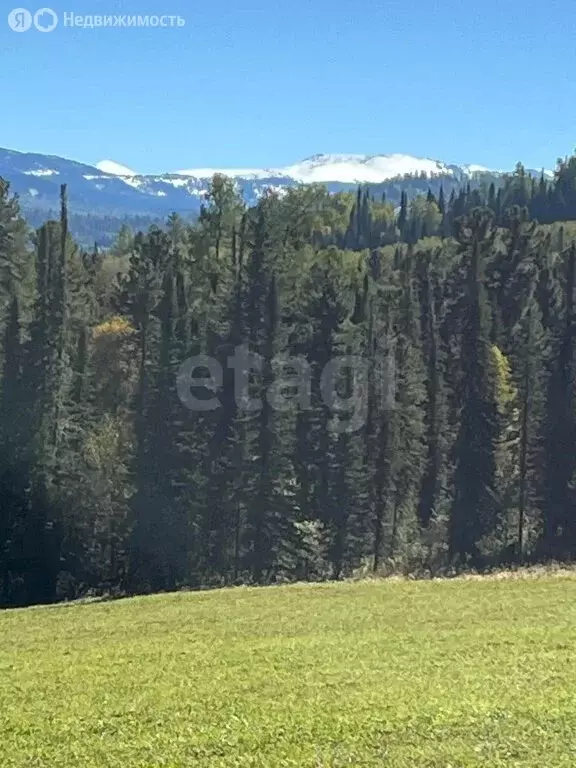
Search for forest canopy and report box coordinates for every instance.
[2,156,576,607]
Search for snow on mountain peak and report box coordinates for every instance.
[282,153,454,183]
[93,155,499,185]
[461,163,492,175]
[96,160,137,177]
[168,153,458,185]
[172,167,278,180]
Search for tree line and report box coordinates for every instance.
[2,157,576,607]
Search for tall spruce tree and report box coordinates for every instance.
[449,211,500,565]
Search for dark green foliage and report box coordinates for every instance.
[4,158,576,605]
[448,211,500,565]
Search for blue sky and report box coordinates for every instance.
[0,0,574,173]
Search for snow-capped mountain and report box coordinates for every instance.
[96,160,138,176]
[280,153,454,183]
[461,163,494,176]
[101,152,458,183]
[0,146,530,224]
[173,166,279,180]
[169,153,457,184]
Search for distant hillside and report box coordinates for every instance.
[0,146,552,245]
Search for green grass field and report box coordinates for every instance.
[1,575,576,767]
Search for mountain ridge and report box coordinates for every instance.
[94,152,491,183]
[0,147,554,246]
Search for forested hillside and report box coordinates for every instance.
[2,157,576,608]
[21,209,166,249]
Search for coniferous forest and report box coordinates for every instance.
[3,158,576,608]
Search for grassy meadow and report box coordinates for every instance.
[1,574,576,767]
